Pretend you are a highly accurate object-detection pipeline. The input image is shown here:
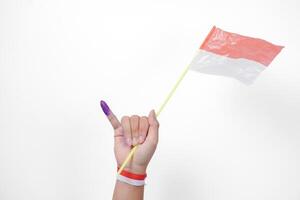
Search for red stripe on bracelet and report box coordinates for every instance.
[117,167,147,180]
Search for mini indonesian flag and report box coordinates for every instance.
[189,26,284,84]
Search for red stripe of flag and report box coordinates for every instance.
[200,26,284,66]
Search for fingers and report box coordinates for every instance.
[121,116,132,146]
[130,115,140,146]
[145,109,159,146]
[100,100,158,147]
[139,116,149,144]
[120,115,150,146]
[100,100,121,130]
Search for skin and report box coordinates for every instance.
[101,100,159,200]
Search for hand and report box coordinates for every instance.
[100,100,159,174]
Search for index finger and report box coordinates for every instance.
[100,100,121,129]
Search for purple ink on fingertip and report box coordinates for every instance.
[100,100,111,116]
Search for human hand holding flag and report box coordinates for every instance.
[100,100,159,175]
[101,26,283,176]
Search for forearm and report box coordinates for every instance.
[112,180,144,200]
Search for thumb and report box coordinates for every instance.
[100,100,126,146]
[100,100,121,130]
[145,109,159,145]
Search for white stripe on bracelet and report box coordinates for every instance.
[116,174,146,186]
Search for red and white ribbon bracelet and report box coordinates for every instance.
[116,167,147,186]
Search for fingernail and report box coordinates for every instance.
[126,138,132,146]
[100,100,111,116]
[139,136,144,143]
[153,109,157,117]
[150,109,156,117]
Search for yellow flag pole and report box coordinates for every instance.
[117,62,192,174]
[117,26,218,174]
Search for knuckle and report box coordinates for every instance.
[140,127,148,134]
[141,116,148,120]
[130,115,139,120]
[140,117,149,125]
[153,120,160,128]
[121,116,129,122]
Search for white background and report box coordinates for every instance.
[1,0,300,199]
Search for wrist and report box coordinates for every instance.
[130,165,147,174]
[118,165,147,174]
[118,164,147,174]
[116,166,147,187]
